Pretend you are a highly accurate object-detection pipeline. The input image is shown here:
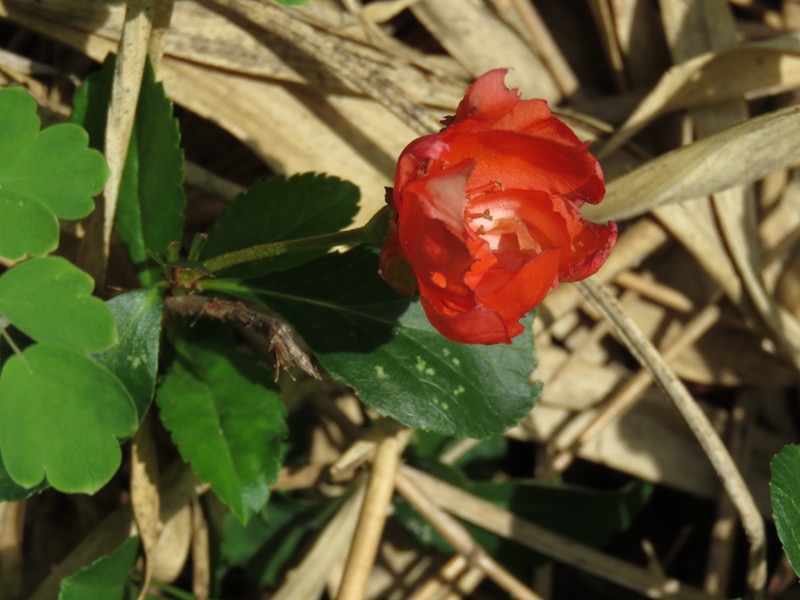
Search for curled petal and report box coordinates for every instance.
[437,130,602,201]
[453,69,518,126]
[421,298,514,345]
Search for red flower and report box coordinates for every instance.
[379,70,618,345]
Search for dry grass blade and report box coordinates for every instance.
[586,104,800,222]
[410,0,560,102]
[545,301,722,476]
[337,435,401,600]
[130,416,160,600]
[395,470,544,600]
[407,554,484,600]
[76,0,173,286]
[202,0,439,136]
[576,279,766,599]
[600,34,800,157]
[191,497,211,600]
[0,502,24,600]
[400,465,711,600]
[272,483,366,600]
[704,398,750,597]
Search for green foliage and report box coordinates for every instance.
[273,0,309,5]
[0,344,137,493]
[771,444,800,578]
[0,458,48,502]
[395,459,651,573]
[94,288,164,419]
[58,537,140,600]
[0,257,117,353]
[0,87,108,260]
[200,173,359,278]
[220,492,343,586]
[218,246,540,438]
[72,55,186,284]
[157,339,288,523]
[0,257,133,494]
[0,50,565,597]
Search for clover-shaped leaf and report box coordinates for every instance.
[0,87,108,260]
[0,344,137,493]
[0,457,48,502]
[0,257,117,353]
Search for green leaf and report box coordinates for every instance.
[273,0,308,5]
[0,87,108,260]
[0,257,117,353]
[157,340,287,523]
[72,55,186,285]
[221,247,540,438]
[0,456,48,502]
[0,344,137,493]
[94,288,164,419]
[221,492,343,586]
[58,536,140,600]
[771,444,800,578]
[200,173,359,278]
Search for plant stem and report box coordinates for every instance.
[202,227,367,273]
[201,206,392,274]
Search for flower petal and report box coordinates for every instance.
[393,134,451,207]
[475,249,561,326]
[399,167,477,313]
[438,130,602,200]
[420,297,515,344]
[453,69,518,126]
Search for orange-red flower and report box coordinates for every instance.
[380,70,617,344]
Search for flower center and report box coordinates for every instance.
[465,200,543,256]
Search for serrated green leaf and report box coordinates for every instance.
[72,55,186,285]
[200,173,359,278]
[0,87,108,260]
[0,344,137,493]
[94,288,163,419]
[157,341,287,523]
[0,257,117,353]
[58,536,139,600]
[216,247,540,438]
[771,444,800,578]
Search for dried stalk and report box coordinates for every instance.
[395,470,544,600]
[337,434,401,600]
[77,0,176,286]
[202,0,438,136]
[272,483,366,600]
[545,300,722,476]
[401,465,709,600]
[577,279,766,599]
